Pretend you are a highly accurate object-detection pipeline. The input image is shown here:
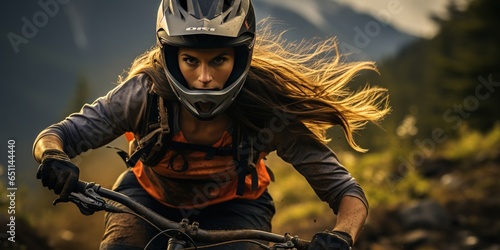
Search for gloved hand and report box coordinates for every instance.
[36,149,79,199]
[309,230,353,250]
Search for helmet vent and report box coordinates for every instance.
[176,0,238,19]
[179,0,187,11]
[195,102,216,113]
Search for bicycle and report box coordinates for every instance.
[52,180,312,250]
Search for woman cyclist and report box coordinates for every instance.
[33,0,390,249]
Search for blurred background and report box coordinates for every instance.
[1,0,499,249]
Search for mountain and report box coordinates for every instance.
[0,0,416,188]
[253,0,417,61]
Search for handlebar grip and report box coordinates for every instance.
[75,180,97,193]
[294,238,311,250]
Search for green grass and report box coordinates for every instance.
[268,123,500,238]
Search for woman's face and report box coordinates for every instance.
[178,47,235,91]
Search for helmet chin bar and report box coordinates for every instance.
[183,100,222,121]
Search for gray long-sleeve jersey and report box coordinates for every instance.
[33,74,368,214]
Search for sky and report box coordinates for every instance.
[335,0,466,38]
[254,0,466,38]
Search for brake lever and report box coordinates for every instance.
[53,188,121,215]
[271,241,296,249]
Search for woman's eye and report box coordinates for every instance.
[183,57,198,65]
[212,57,226,65]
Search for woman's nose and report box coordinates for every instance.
[198,64,213,84]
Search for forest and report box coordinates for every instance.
[1,0,499,249]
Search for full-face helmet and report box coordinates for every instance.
[156,0,256,118]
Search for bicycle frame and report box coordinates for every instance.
[53,180,311,250]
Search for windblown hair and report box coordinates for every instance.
[119,23,391,152]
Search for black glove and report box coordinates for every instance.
[309,230,353,250]
[36,149,79,199]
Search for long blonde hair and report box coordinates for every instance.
[120,23,391,152]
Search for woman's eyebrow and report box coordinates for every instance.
[214,52,231,57]
[210,52,232,60]
[179,52,232,59]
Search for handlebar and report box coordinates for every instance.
[56,180,311,249]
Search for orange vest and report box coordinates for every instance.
[129,130,271,209]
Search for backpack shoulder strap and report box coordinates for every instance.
[233,125,276,196]
[126,92,171,167]
[233,126,259,196]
